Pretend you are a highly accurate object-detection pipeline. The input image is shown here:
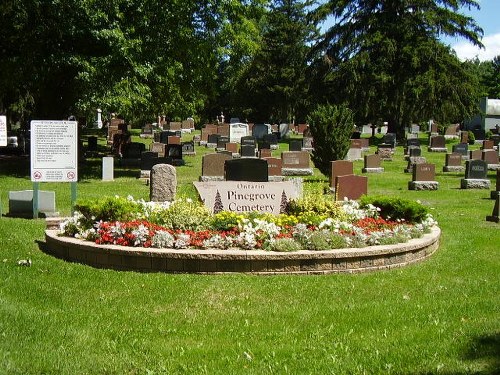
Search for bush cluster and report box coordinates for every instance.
[359,196,429,223]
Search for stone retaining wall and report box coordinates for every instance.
[43,227,441,275]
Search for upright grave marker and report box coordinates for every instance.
[0,115,6,147]
[461,160,490,189]
[491,170,500,199]
[408,163,439,190]
[362,154,384,173]
[443,153,464,172]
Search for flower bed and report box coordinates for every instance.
[59,195,438,252]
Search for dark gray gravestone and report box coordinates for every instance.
[289,139,302,152]
[166,144,183,161]
[486,193,500,223]
[159,131,176,144]
[241,136,256,148]
[225,158,269,182]
[252,124,269,140]
[87,136,98,152]
[122,142,145,159]
[263,133,278,146]
[182,141,195,155]
[258,141,271,151]
[404,156,427,173]
[452,143,468,158]
[407,138,420,147]
[240,144,256,158]
[408,147,422,157]
[140,151,159,171]
[207,133,220,145]
[492,170,500,199]
[217,135,230,149]
[383,133,396,148]
[465,159,488,179]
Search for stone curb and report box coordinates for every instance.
[42,227,441,275]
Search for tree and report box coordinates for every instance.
[313,0,484,138]
[307,103,354,177]
[233,0,317,123]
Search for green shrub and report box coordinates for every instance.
[74,196,141,229]
[468,131,475,145]
[307,103,354,177]
[287,195,348,223]
[359,196,428,223]
[148,198,211,231]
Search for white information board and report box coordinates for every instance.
[0,116,6,147]
[30,120,78,182]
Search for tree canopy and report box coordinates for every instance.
[0,0,492,131]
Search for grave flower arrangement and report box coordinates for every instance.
[59,195,437,252]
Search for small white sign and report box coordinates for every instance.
[30,120,78,182]
[0,116,6,147]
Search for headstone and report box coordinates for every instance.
[87,136,98,153]
[241,136,257,148]
[289,139,302,152]
[297,124,308,134]
[240,144,257,158]
[335,175,368,201]
[406,138,421,148]
[350,139,362,149]
[491,170,500,199]
[166,144,183,162]
[160,130,176,144]
[225,158,268,182]
[408,147,422,157]
[8,190,57,218]
[472,128,485,141]
[486,193,500,223]
[141,123,153,137]
[167,136,181,145]
[469,149,482,160]
[377,145,393,161]
[345,148,362,161]
[252,124,270,140]
[281,151,313,175]
[444,124,459,138]
[428,135,447,152]
[443,153,464,172]
[383,133,396,148]
[225,142,238,154]
[200,153,233,181]
[411,124,420,134]
[452,143,469,159]
[361,125,372,135]
[258,141,271,151]
[460,131,469,144]
[362,154,383,173]
[207,133,220,147]
[102,156,114,181]
[263,133,278,149]
[259,148,272,158]
[359,138,370,150]
[461,160,490,189]
[279,123,289,138]
[302,137,314,150]
[405,156,427,173]
[217,135,230,150]
[151,142,166,157]
[168,122,182,131]
[409,163,438,190]
[140,151,159,172]
[217,123,230,137]
[122,142,145,159]
[229,123,249,143]
[182,141,196,156]
[263,157,282,178]
[150,164,177,202]
[201,127,215,144]
[482,140,494,150]
[483,150,499,168]
[329,160,354,187]
[430,122,438,134]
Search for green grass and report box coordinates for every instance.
[0,133,499,374]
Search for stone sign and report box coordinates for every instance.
[193,181,300,214]
[225,158,268,182]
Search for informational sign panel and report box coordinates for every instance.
[0,116,6,147]
[30,120,78,182]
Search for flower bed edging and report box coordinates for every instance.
[43,226,440,274]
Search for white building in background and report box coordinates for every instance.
[466,97,500,132]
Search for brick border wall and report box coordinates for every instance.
[42,227,440,274]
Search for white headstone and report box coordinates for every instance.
[229,123,249,143]
[102,157,114,181]
[0,115,6,147]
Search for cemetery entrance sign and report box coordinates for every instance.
[30,120,78,182]
[193,181,300,214]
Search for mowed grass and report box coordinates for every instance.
[0,132,499,374]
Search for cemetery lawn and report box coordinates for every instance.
[0,133,499,374]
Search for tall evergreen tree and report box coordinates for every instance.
[313,0,484,138]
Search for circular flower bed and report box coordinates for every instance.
[59,195,438,252]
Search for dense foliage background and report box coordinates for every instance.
[1,0,498,134]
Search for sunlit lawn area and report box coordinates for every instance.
[0,131,498,374]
